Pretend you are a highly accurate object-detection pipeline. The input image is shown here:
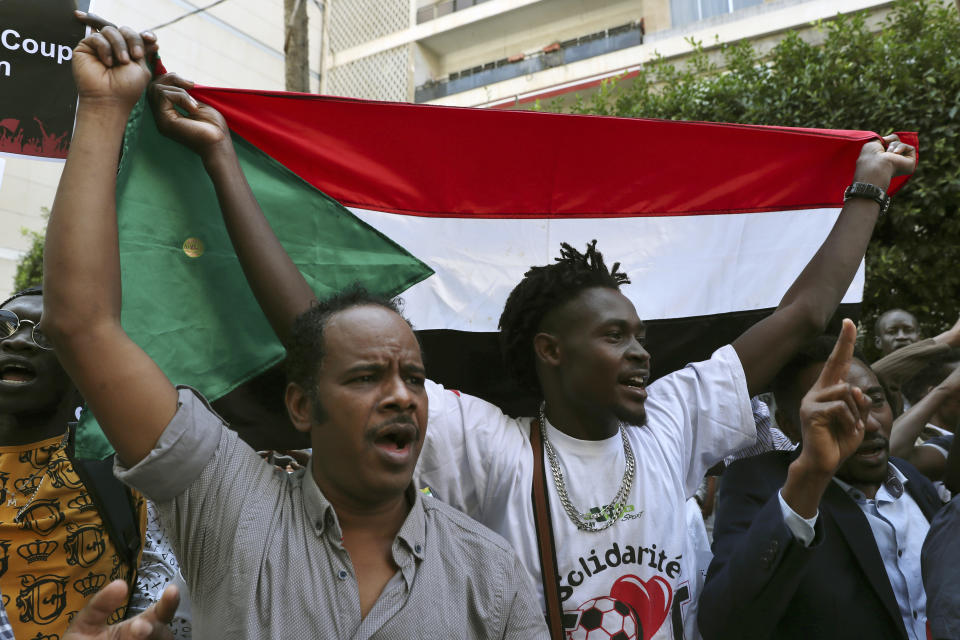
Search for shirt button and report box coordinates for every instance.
[913,610,918,619]
[415,544,422,554]
[337,570,348,580]
[898,549,903,557]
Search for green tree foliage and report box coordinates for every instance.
[563,0,959,359]
[13,208,47,293]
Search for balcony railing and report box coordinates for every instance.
[415,19,644,103]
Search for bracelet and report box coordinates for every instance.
[844,182,890,215]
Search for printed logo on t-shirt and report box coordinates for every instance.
[560,542,690,639]
[579,503,643,524]
[563,574,681,639]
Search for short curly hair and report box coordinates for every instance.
[1,285,43,309]
[771,334,886,427]
[873,308,917,339]
[286,284,409,397]
[497,240,630,393]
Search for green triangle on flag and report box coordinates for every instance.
[75,96,434,459]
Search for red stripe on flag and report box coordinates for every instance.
[188,86,916,219]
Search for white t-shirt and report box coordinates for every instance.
[414,345,754,640]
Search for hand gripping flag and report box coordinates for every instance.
[75,87,916,458]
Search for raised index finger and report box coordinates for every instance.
[74,10,116,31]
[816,318,857,388]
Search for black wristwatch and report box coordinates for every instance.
[844,181,891,215]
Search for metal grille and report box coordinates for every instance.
[328,45,411,102]
[328,0,412,53]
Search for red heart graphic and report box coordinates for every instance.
[609,574,672,638]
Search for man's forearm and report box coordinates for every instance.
[734,196,881,395]
[44,99,130,333]
[873,338,949,387]
[889,387,950,457]
[780,458,833,519]
[779,197,879,322]
[203,146,316,346]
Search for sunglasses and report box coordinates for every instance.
[0,309,53,350]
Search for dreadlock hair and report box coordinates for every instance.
[497,240,630,393]
[286,284,411,411]
[1,285,42,309]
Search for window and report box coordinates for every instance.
[670,0,764,28]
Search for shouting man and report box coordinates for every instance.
[42,15,547,640]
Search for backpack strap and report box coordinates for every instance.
[530,419,565,640]
[70,451,142,596]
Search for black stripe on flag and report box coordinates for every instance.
[212,303,859,450]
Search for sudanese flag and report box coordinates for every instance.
[74,86,916,457]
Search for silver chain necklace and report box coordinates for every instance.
[539,402,636,532]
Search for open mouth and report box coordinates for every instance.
[0,362,36,385]
[618,372,649,397]
[854,440,887,462]
[372,421,419,463]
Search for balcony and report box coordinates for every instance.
[415,19,644,102]
[417,0,496,24]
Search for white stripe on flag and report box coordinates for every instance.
[350,207,864,332]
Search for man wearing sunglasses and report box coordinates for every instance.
[0,288,71,431]
[0,287,152,638]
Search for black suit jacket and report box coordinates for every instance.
[698,451,942,640]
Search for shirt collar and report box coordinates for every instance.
[833,463,907,502]
[393,487,427,587]
[300,465,427,568]
[301,466,339,538]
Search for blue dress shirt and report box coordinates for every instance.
[781,464,930,640]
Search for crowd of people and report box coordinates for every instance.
[0,12,956,640]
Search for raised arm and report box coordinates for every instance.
[890,364,960,457]
[780,319,870,517]
[43,14,178,466]
[732,138,917,396]
[147,75,316,346]
[700,322,869,639]
[873,315,960,390]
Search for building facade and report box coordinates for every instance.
[320,0,896,109]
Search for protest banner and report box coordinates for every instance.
[0,0,91,160]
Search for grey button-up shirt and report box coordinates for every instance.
[116,387,548,640]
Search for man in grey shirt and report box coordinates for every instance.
[44,15,548,640]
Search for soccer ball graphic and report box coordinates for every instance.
[566,596,641,640]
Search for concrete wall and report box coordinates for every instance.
[0,0,322,298]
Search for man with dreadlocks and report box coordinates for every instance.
[137,68,916,639]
